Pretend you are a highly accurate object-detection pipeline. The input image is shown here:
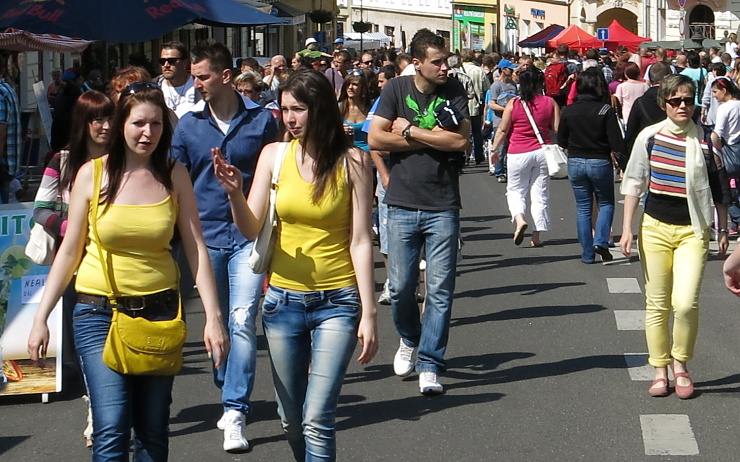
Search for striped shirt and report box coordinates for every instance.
[648,133,710,198]
[0,79,21,176]
[32,152,69,239]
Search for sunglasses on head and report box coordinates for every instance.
[348,69,365,77]
[122,81,160,96]
[159,57,182,66]
[665,96,695,108]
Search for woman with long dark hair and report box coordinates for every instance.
[28,83,228,460]
[32,90,114,447]
[489,67,560,247]
[558,68,624,263]
[338,71,372,151]
[213,69,378,461]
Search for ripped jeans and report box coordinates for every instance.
[207,241,265,415]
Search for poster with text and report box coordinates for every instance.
[0,202,62,397]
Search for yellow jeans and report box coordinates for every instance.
[639,213,709,367]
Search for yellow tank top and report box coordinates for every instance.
[269,140,356,291]
[76,161,179,296]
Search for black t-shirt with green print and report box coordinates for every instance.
[374,75,469,210]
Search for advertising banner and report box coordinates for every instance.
[0,203,62,397]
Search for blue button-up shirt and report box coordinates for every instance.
[171,93,278,248]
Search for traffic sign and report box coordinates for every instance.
[596,28,609,41]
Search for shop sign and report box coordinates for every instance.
[531,8,545,20]
[453,7,485,21]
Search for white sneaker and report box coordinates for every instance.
[216,412,227,430]
[378,280,391,305]
[222,410,249,453]
[419,371,444,395]
[393,339,415,377]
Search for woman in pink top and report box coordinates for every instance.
[490,67,560,247]
[614,62,649,123]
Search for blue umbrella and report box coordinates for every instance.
[0,0,286,43]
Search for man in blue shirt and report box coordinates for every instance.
[171,42,277,453]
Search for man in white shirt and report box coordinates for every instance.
[460,49,486,163]
[159,41,200,118]
[262,54,287,102]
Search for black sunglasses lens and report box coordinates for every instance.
[160,58,180,66]
[123,81,160,96]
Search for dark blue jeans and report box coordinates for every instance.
[387,206,459,373]
[73,302,174,461]
[568,157,615,263]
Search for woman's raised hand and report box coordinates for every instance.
[212,147,243,195]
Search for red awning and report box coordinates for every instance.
[604,20,650,52]
[546,25,602,51]
[0,28,92,53]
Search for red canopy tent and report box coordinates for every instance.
[603,20,650,52]
[546,25,602,51]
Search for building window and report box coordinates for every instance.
[373,23,379,33]
[385,26,395,39]
[437,30,450,49]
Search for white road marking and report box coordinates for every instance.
[623,353,653,381]
[607,277,642,293]
[640,414,699,456]
[614,310,645,330]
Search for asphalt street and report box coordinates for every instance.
[3,165,740,461]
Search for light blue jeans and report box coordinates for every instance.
[207,241,265,415]
[262,285,360,462]
[73,302,174,462]
[387,206,459,373]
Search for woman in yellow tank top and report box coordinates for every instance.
[28,83,228,461]
[214,70,378,461]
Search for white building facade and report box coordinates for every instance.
[337,0,453,50]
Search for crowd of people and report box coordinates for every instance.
[3,26,740,462]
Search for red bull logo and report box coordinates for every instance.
[145,0,207,18]
[1,0,65,22]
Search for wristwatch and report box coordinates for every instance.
[402,123,413,140]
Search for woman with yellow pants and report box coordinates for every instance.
[619,74,730,399]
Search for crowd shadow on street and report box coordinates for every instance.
[695,373,740,395]
[334,391,505,431]
[460,214,509,223]
[169,399,280,440]
[456,282,585,299]
[450,304,606,328]
[444,353,629,391]
[0,436,31,456]
[456,254,581,275]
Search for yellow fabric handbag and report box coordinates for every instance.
[90,158,186,376]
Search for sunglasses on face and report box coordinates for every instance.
[159,57,182,66]
[665,96,695,108]
[362,60,373,65]
[122,81,160,96]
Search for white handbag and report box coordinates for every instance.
[519,98,568,178]
[25,150,68,265]
[247,142,289,274]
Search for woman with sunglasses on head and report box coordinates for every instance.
[32,90,114,447]
[620,74,730,400]
[213,69,378,461]
[28,82,228,460]
[338,70,372,152]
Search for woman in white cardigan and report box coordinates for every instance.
[619,74,730,400]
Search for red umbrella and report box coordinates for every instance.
[604,20,650,52]
[546,25,602,51]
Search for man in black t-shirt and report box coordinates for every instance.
[369,29,470,396]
